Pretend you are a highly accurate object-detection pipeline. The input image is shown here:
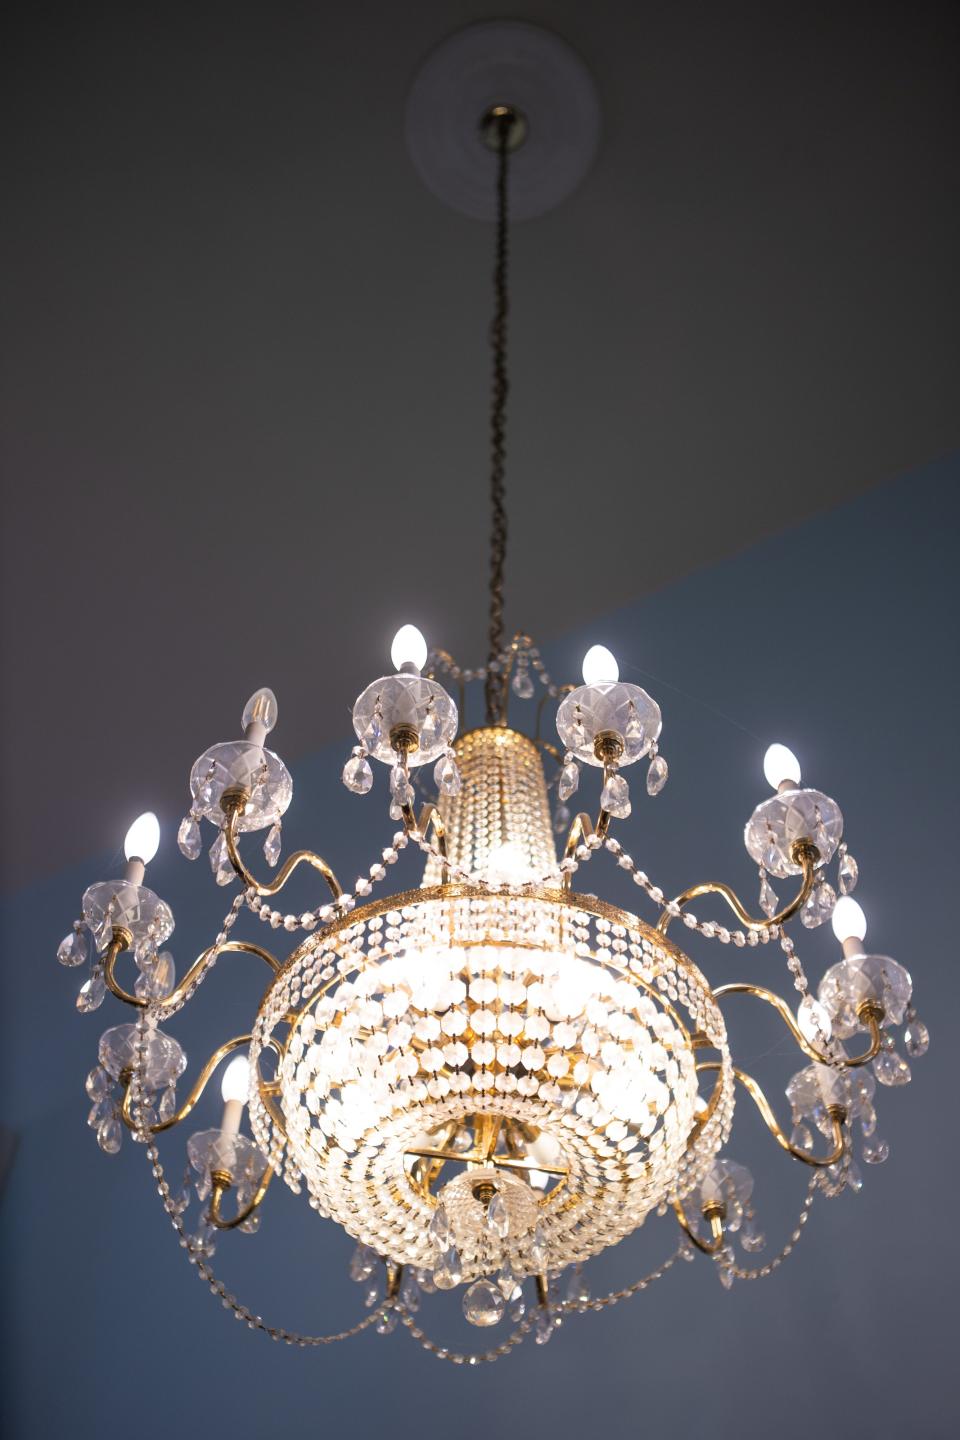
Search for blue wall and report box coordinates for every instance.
[2,455,957,1439]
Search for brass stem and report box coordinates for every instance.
[209,1162,274,1230]
[657,842,819,935]
[104,934,280,1012]
[697,1061,846,1167]
[222,800,342,900]
[120,1034,252,1134]
[673,1198,727,1255]
[712,983,883,1067]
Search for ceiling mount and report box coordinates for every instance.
[405,21,600,221]
[479,104,528,155]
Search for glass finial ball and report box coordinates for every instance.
[242,688,278,734]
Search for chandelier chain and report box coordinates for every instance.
[485,115,511,724]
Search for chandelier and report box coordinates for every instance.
[57,94,927,1365]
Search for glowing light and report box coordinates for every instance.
[391,624,428,672]
[124,812,160,864]
[220,1055,251,1104]
[582,644,619,685]
[831,896,867,945]
[763,744,801,789]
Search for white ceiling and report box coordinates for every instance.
[2,1,957,887]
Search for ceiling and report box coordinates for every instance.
[2,0,957,888]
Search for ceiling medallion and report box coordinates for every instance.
[58,69,925,1365]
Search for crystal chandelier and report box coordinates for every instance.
[58,103,927,1362]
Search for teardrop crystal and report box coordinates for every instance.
[600,771,631,819]
[862,1134,890,1164]
[342,754,373,795]
[558,760,580,802]
[177,815,202,860]
[85,1065,111,1101]
[77,971,106,1014]
[903,1019,929,1057]
[263,822,282,867]
[758,870,779,919]
[485,1192,509,1239]
[58,929,88,967]
[800,880,836,928]
[646,754,668,796]
[432,1245,462,1290]
[428,1204,450,1250]
[462,1279,504,1327]
[838,849,859,895]
[349,1243,378,1282]
[96,1116,122,1154]
[434,754,461,797]
[209,831,235,886]
[873,1049,911,1086]
[511,668,535,700]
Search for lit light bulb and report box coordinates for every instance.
[220,1054,251,1104]
[763,743,801,790]
[486,842,530,884]
[124,812,160,864]
[581,644,619,685]
[831,896,867,945]
[390,624,428,672]
[242,687,278,736]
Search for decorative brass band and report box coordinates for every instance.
[657,841,820,935]
[711,983,883,1068]
[696,1061,845,1167]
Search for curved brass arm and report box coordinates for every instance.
[209,1161,274,1230]
[401,800,450,881]
[673,1199,726,1255]
[561,810,611,892]
[697,1061,845,1167]
[657,842,819,936]
[223,800,342,900]
[711,983,882,1068]
[104,934,280,1011]
[120,1034,252,1133]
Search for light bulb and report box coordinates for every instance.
[124,812,160,864]
[763,743,801,789]
[390,624,428,672]
[831,896,867,945]
[242,687,278,735]
[582,644,619,685]
[220,1055,250,1104]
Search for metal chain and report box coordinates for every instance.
[484,115,511,724]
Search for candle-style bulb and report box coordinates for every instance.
[763,743,801,790]
[390,624,428,672]
[124,812,160,864]
[582,644,619,685]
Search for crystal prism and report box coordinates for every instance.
[600,771,631,819]
[135,949,176,1001]
[862,1134,890,1164]
[432,1245,462,1290]
[375,1307,398,1335]
[533,1306,555,1344]
[177,815,202,860]
[85,1065,111,1101]
[758,871,779,919]
[434,754,461,796]
[77,971,106,1013]
[800,880,836,928]
[646,754,668,796]
[903,1019,929,1057]
[485,1192,509,1239]
[263,822,282,867]
[209,832,235,886]
[96,1116,122,1154]
[873,1049,911,1086]
[342,754,373,794]
[565,1267,590,1304]
[558,760,580,802]
[838,849,859,895]
[511,668,535,700]
[462,1279,504,1327]
[528,1223,547,1271]
[58,929,88,967]
[428,1204,450,1250]
[349,1243,378,1283]
[553,803,571,834]
[496,1264,520,1300]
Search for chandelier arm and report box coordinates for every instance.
[484,113,512,726]
[696,1061,846,1167]
[400,800,450,881]
[208,1163,274,1231]
[711,983,883,1067]
[103,934,280,1011]
[672,1199,726,1255]
[561,810,611,892]
[222,802,342,900]
[656,843,819,936]
[120,1033,252,1134]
